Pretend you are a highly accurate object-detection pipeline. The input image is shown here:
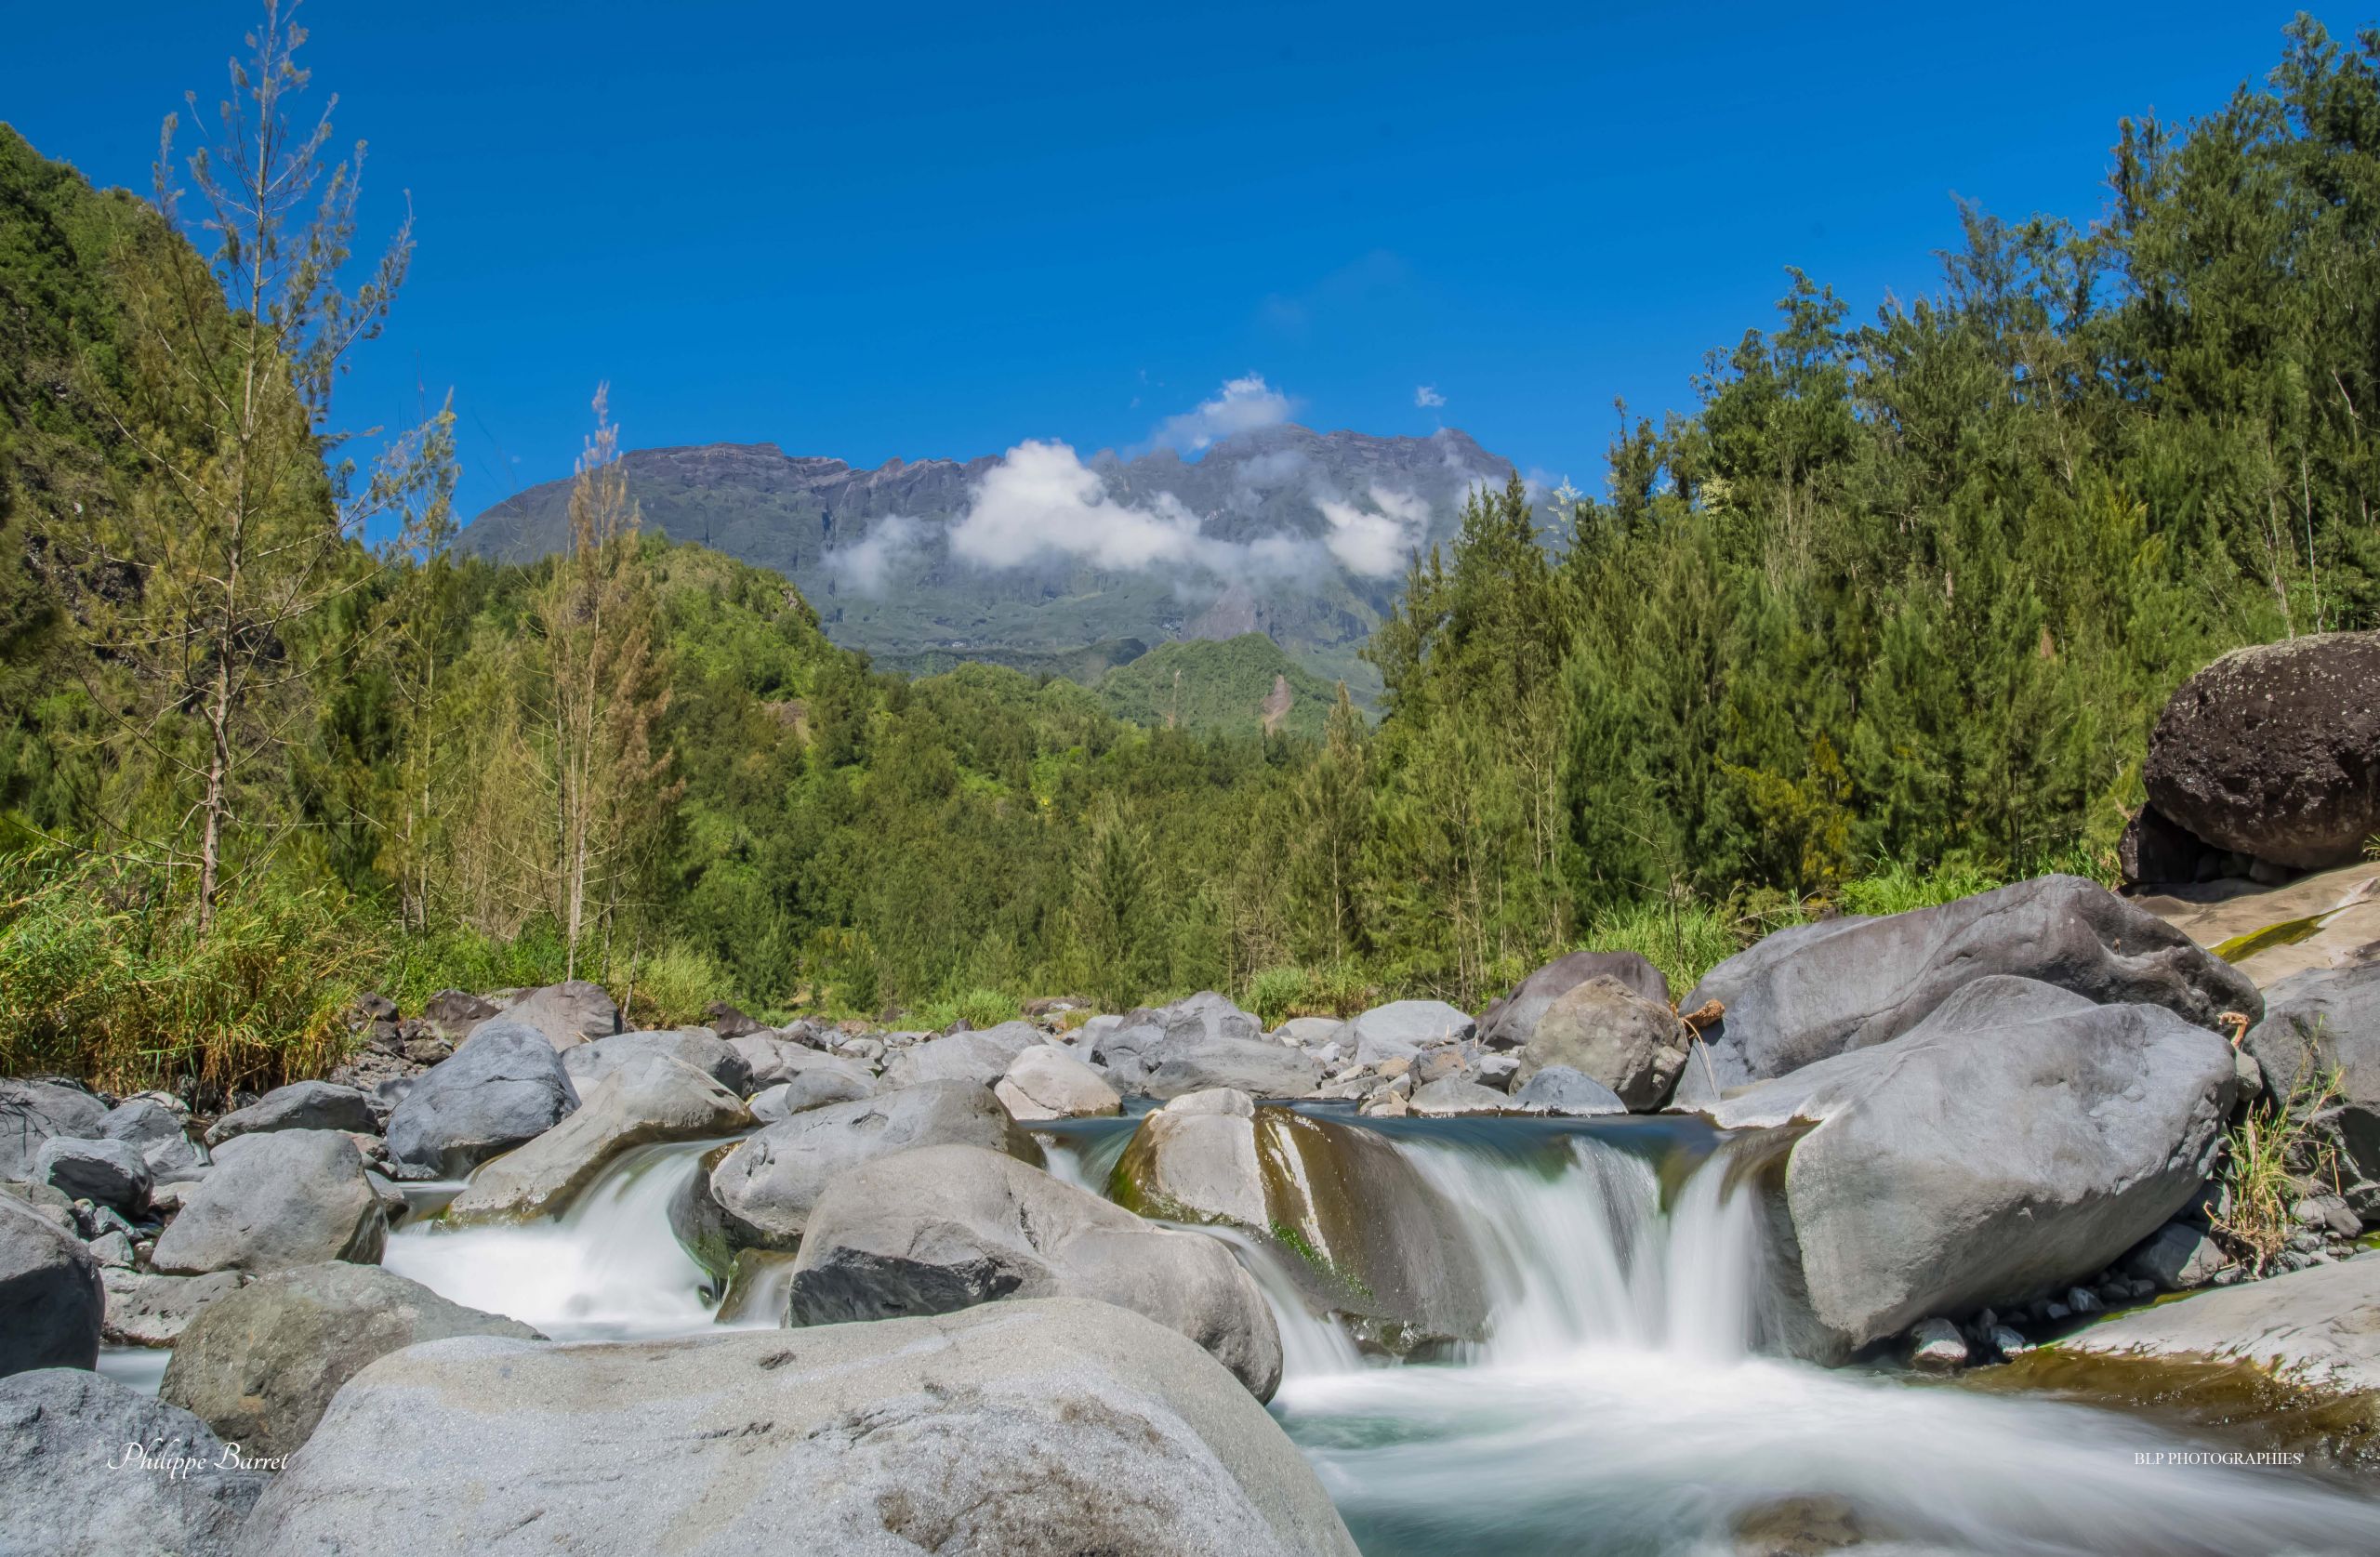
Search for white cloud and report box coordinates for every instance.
[948,441,1211,572]
[824,514,925,595]
[1414,384,1446,409]
[1317,485,1430,578]
[1152,374,1294,453]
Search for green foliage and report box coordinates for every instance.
[1579,897,1749,996]
[1836,860,2006,917]
[1095,634,1342,739]
[2212,1029,2344,1276]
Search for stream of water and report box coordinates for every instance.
[345,1114,2378,1553]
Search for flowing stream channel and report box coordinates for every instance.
[320,1114,2376,1553]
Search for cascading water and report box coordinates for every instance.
[1267,1123,2380,1557]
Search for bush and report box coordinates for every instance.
[623,942,732,1029]
[1583,896,1745,996]
[1243,963,1368,1027]
[1245,967,1308,1027]
[2212,1027,2344,1276]
[1835,859,2004,917]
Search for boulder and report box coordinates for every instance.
[0,1078,107,1182]
[98,1098,204,1181]
[2121,1221,2233,1293]
[786,1144,1282,1398]
[673,1080,1041,1273]
[996,1042,1122,1119]
[162,1261,542,1458]
[1477,950,1672,1049]
[1092,995,1264,1087]
[100,1268,248,1348]
[0,1194,103,1376]
[1686,875,2261,1088]
[0,1367,266,1556]
[501,978,621,1050]
[1336,1000,1476,1067]
[385,1018,580,1177]
[237,1300,1359,1557]
[2242,961,2380,1212]
[748,1061,879,1122]
[564,1027,752,1096]
[1408,1075,1513,1115]
[1272,1016,1343,1050]
[33,1135,151,1214]
[149,1129,387,1276]
[702,1000,766,1038]
[2118,801,2215,887]
[421,987,500,1037]
[444,1055,751,1225]
[204,1079,379,1147]
[1509,1065,1627,1115]
[1112,1104,1486,1353]
[1512,974,1689,1110]
[2142,630,2380,872]
[1146,1039,1320,1102]
[880,1021,1049,1088]
[1710,976,2237,1360]
[2063,1255,2380,1396]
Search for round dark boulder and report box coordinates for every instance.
[2143,631,2380,872]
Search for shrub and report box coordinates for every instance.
[1583,896,1745,996]
[1835,859,2004,917]
[623,942,732,1029]
[952,987,1020,1029]
[2212,1027,2344,1277]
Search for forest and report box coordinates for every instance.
[2,15,2375,1094]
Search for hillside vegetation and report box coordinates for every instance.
[3,16,2378,1091]
[1096,635,1342,741]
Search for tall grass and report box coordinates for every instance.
[1581,897,1747,996]
[2213,1028,2345,1276]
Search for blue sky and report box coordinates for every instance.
[0,1,2344,527]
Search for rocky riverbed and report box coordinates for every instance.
[6,870,2380,1553]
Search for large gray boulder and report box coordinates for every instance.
[787,1144,1282,1398]
[444,1054,751,1225]
[1509,1065,1627,1115]
[672,1080,1041,1273]
[1091,994,1264,1088]
[2143,630,2380,872]
[1686,875,2261,1088]
[205,1080,379,1147]
[880,1022,1048,1088]
[1146,1039,1320,1102]
[1112,1103,1485,1354]
[1511,974,1688,1110]
[1335,999,1476,1066]
[99,1268,247,1348]
[564,1027,752,1096]
[237,1300,1359,1557]
[0,1194,102,1376]
[1478,950,1671,1050]
[162,1261,543,1458]
[0,1079,106,1182]
[98,1098,204,1181]
[1711,976,2237,1359]
[501,978,621,1049]
[995,1042,1121,1119]
[149,1129,387,1276]
[2242,962,2380,1212]
[0,1367,266,1557]
[385,1018,580,1177]
[749,1060,879,1122]
[33,1135,151,1214]
[2061,1254,2380,1395]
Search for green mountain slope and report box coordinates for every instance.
[1095,634,1341,740]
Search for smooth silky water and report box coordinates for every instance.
[373,1110,2377,1554]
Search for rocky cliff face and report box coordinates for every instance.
[461,425,1514,692]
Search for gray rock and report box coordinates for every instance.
[1687,875,2261,1088]
[2122,1221,2234,1292]
[787,1144,1283,1398]
[385,1018,581,1176]
[0,1194,103,1376]
[421,988,499,1038]
[1336,999,1476,1067]
[880,1022,1048,1088]
[1510,1065,1627,1115]
[99,1268,248,1348]
[237,1300,1359,1557]
[748,1061,879,1121]
[2243,961,2380,1212]
[162,1261,543,1458]
[996,1042,1122,1119]
[501,978,622,1049]
[2064,1254,2380,1395]
[1512,974,1688,1110]
[0,1367,265,1556]
[1092,995,1265,1088]
[1907,1316,1969,1371]
[1165,1087,1257,1117]
[2143,630,2380,871]
[204,1079,379,1147]
[1146,1039,1320,1101]
[98,1099,204,1181]
[445,1054,751,1225]
[33,1135,150,1214]
[564,1027,752,1096]
[1711,976,2236,1360]
[1478,950,1671,1049]
[149,1129,387,1276]
[1408,1075,1512,1116]
[673,1080,1041,1272]
[1273,1016,1343,1050]
[0,1078,107,1182]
